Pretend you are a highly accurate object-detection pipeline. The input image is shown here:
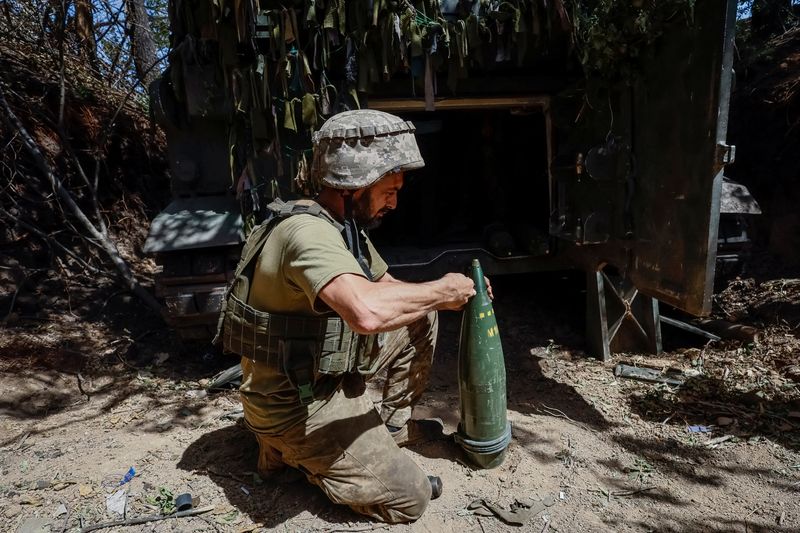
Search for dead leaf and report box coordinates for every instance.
[79,484,94,497]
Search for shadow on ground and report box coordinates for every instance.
[628,373,800,451]
[177,423,362,528]
[432,272,614,433]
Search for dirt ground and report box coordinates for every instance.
[1,271,799,533]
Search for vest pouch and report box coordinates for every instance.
[218,292,275,360]
[354,332,383,375]
[213,273,251,349]
[317,317,357,375]
[280,338,319,405]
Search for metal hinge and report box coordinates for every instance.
[716,143,736,166]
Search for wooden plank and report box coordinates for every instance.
[155,272,230,288]
[369,95,550,113]
[156,282,227,298]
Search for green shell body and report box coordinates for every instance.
[456,259,511,469]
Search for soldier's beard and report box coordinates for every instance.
[353,194,387,230]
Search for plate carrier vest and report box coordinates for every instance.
[213,198,380,405]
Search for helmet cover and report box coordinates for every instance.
[310,109,425,190]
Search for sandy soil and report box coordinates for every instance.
[1,274,799,533]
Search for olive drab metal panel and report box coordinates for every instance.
[628,0,737,315]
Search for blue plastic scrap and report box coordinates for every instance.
[687,425,711,433]
[118,467,136,486]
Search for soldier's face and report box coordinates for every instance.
[353,172,404,229]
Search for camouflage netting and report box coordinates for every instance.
[571,0,698,80]
[160,0,579,224]
[159,0,698,228]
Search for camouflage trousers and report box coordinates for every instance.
[248,311,438,523]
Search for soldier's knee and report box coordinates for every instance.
[380,472,431,523]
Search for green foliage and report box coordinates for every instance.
[735,1,799,71]
[624,457,655,484]
[145,486,176,515]
[145,0,171,54]
[571,0,697,82]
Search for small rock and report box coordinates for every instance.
[717,416,734,426]
[683,348,702,359]
[17,517,51,533]
[78,484,93,497]
[4,503,22,518]
[19,494,43,506]
[34,479,50,490]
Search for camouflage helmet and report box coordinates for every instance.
[310,109,425,190]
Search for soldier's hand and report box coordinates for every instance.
[437,273,476,311]
[484,276,494,300]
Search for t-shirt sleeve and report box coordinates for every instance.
[365,235,389,280]
[279,215,368,310]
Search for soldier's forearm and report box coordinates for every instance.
[318,272,472,334]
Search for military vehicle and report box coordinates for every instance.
[144,0,755,359]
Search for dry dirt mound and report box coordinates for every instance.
[0,32,169,334]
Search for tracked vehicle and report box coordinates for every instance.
[144,0,755,358]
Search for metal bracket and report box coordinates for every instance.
[716,142,736,166]
[586,269,662,361]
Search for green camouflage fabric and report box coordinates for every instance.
[311,110,425,190]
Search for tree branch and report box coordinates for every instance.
[57,0,68,129]
[79,506,215,533]
[0,86,162,317]
[0,207,102,275]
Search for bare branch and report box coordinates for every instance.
[55,133,109,237]
[94,1,126,43]
[79,506,215,533]
[0,207,102,275]
[57,0,67,128]
[0,86,162,316]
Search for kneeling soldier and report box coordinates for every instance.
[216,109,476,522]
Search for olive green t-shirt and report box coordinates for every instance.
[247,213,388,313]
[241,211,388,435]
